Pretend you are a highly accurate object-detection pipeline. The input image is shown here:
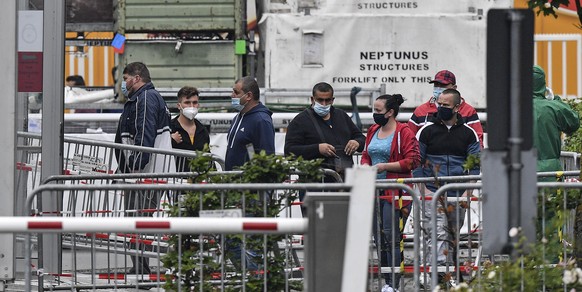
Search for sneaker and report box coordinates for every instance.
[381,284,397,292]
[418,272,431,289]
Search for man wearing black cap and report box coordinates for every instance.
[407,70,484,148]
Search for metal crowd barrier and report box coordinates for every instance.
[13,132,582,292]
[15,131,346,206]
[15,131,226,212]
[23,180,354,291]
[26,172,576,291]
[560,151,581,171]
[372,175,482,291]
[374,171,581,291]
[420,181,582,291]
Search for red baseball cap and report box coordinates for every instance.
[429,70,456,85]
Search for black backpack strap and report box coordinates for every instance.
[306,108,326,143]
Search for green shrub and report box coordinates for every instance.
[162,148,323,291]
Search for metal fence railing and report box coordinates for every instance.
[23,181,352,291]
[12,130,582,291]
[4,170,582,291]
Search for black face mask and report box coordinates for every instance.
[373,113,390,126]
[437,106,455,121]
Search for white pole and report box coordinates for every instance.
[341,167,377,292]
[0,217,308,234]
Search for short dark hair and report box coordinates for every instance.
[177,86,200,102]
[376,94,405,116]
[312,82,334,97]
[235,76,260,101]
[66,75,85,86]
[442,88,461,105]
[123,62,151,83]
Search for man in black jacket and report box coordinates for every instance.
[170,86,210,172]
[285,82,365,178]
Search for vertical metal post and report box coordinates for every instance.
[234,0,245,79]
[249,30,256,78]
[304,192,350,292]
[16,0,30,213]
[484,8,535,256]
[507,11,523,253]
[41,0,65,289]
[0,0,18,288]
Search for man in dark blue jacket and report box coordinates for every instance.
[413,88,480,284]
[224,76,275,271]
[225,76,275,170]
[115,62,173,173]
[114,62,173,275]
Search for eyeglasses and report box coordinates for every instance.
[314,97,335,104]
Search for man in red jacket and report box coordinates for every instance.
[407,70,484,148]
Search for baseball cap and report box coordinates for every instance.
[429,70,456,85]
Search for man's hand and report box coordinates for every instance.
[171,132,182,143]
[319,143,337,157]
[344,140,360,155]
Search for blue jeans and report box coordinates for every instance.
[225,191,271,272]
[373,198,408,288]
[225,236,262,271]
[424,193,466,266]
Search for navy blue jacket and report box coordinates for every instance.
[115,82,173,173]
[413,113,480,193]
[225,103,275,170]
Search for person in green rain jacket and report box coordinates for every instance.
[532,65,580,173]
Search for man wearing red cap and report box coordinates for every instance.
[408,70,484,148]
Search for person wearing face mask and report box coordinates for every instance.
[532,65,579,176]
[225,76,275,171]
[360,94,420,292]
[223,77,275,272]
[114,62,174,275]
[115,62,173,173]
[285,82,366,179]
[170,86,210,172]
[408,70,484,148]
[413,88,480,285]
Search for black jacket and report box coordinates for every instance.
[170,116,210,172]
[284,107,365,169]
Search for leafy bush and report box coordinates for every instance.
[468,217,579,291]
[162,148,323,291]
[563,99,582,154]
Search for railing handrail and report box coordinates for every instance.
[17,131,226,169]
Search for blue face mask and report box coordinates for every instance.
[231,97,245,111]
[433,87,446,101]
[313,102,331,117]
[121,81,129,96]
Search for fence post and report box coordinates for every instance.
[40,1,66,289]
[0,0,18,288]
[303,192,350,292]
[341,167,377,292]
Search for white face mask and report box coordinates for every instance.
[181,107,198,120]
